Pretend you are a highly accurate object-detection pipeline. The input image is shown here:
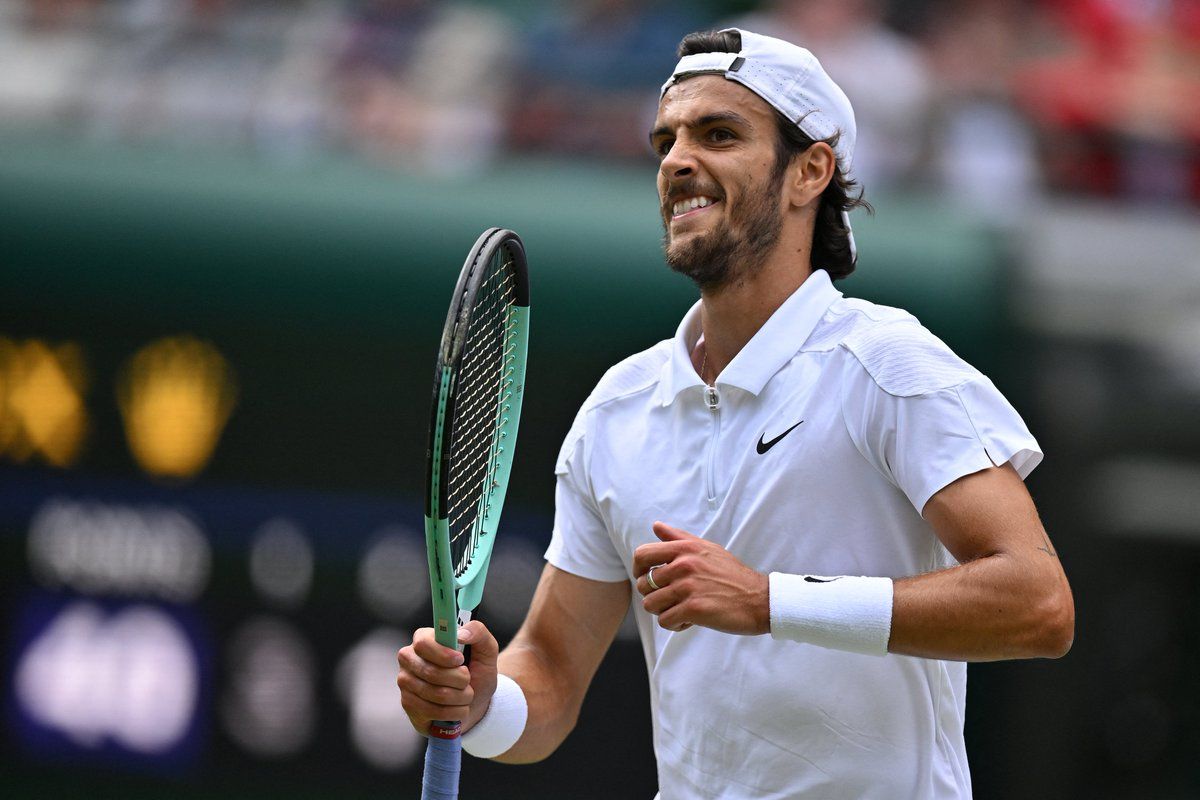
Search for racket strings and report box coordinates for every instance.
[471,314,519,537]
[452,273,514,421]
[448,316,519,532]
[453,327,519,442]
[450,285,512,448]
[449,303,514,562]
[446,254,518,574]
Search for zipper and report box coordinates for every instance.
[703,384,721,505]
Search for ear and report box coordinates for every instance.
[785,142,836,211]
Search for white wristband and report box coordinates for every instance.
[768,573,894,656]
[461,673,528,758]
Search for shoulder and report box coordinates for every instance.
[806,297,981,397]
[556,340,670,472]
[579,339,672,414]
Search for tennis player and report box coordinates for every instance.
[398,28,1073,798]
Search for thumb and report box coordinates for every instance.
[652,521,697,542]
[457,620,499,665]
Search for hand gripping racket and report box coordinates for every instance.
[421,228,530,800]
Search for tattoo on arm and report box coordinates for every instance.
[1037,532,1058,558]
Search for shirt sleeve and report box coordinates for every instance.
[544,409,628,582]
[841,354,1043,516]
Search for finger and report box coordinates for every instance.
[656,603,693,632]
[652,521,698,542]
[398,671,475,710]
[400,687,473,728]
[642,583,683,616]
[412,628,466,667]
[398,647,471,690]
[635,563,672,596]
[457,620,499,667]
[632,541,688,576]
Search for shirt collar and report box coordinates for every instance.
[656,269,843,406]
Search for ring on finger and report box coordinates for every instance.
[647,563,666,591]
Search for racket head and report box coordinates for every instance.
[425,228,529,648]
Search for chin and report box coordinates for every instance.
[665,229,709,263]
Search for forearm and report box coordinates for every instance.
[490,639,582,763]
[888,553,1074,661]
[881,464,1074,662]
[640,469,1075,662]
[486,565,628,763]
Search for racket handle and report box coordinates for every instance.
[421,722,462,800]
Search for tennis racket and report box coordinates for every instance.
[421,228,530,800]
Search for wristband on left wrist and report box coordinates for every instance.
[461,673,527,758]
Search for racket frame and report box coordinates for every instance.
[424,228,530,652]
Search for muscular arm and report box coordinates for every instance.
[494,564,630,763]
[633,464,1073,663]
[887,463,1074,661]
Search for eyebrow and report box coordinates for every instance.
[648,111,753,145]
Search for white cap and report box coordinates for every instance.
[660,28,859,261]
[660,28,856,170]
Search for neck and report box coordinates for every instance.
[698,267,812,379]
[691,215,817,382]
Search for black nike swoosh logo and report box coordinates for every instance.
[803,576,842,583]
[755,420,804,454]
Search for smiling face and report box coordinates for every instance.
[651,76,787,291]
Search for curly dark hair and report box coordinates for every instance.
[675,30,871,279]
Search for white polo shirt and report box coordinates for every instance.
[546,269,1041,799]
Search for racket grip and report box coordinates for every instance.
[421,723,462,800]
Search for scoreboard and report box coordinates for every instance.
[1,463,554,788]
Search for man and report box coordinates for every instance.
[398,28,1073,799]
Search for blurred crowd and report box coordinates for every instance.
[1,0,1198,209]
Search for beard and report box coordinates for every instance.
[661,171,784,292]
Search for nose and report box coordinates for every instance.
[659,137,696,181]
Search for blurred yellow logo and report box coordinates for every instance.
[117,336,237,480]
[0,338,89,467]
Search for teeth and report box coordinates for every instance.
[672,196,715,216]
